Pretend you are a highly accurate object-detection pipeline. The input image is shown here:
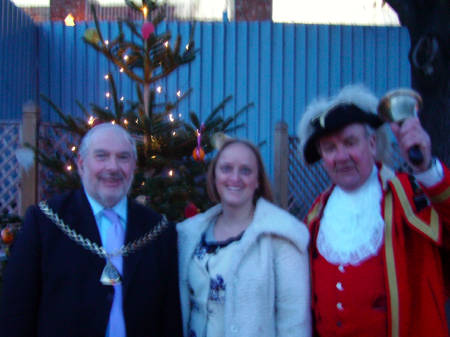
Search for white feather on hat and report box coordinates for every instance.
[297,84,380,163]
[333,84,378,115]
[297,98,329,162]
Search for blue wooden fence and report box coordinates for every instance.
[37,21,412,176]
[0,0,38,121]
[1,13,412,177]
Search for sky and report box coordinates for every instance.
[11,0,399,25]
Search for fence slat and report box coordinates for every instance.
[20,102,39,216]
[274,121,288,209]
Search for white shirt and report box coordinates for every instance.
[85,194,128,238]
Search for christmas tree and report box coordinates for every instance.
[35,0,250,222]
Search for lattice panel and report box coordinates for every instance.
[0,122,21,215]
[38,123,81,201]
[287,137,330,221]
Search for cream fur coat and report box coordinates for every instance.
[177,198,312,337]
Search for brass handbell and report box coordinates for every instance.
[377,88,424,166]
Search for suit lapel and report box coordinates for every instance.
[122,200,157,295]
[64,189,103,248]
[53,189,106,287]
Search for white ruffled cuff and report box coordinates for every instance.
[414,158,444,187]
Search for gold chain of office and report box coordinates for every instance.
[38,201,169,259]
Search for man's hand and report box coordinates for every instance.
[390,117,432,172]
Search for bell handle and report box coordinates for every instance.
[408,145,424,166]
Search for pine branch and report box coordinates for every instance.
[40,94,88,135]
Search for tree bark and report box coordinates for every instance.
[386,0,450,165]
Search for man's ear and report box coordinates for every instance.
[76,155,84,174]
[369,134,377,157]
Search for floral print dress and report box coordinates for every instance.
[187,220,244,337]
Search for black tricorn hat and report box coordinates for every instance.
[297,85,383,164]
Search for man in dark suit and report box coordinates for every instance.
[0,123,182,337]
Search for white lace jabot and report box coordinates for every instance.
[317,166,385,266]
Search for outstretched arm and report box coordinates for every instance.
[391,116,450,227]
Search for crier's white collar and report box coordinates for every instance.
[317,166,384,266]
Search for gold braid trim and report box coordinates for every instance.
[390,177,440,242]
[429,187,450,204]
[306,200,323,226]
[384,192,400,337]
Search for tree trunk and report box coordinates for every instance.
[386,0,449,165]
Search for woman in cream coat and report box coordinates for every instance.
[177,139,311,337]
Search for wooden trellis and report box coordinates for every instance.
[273,121,330,221]
[0,121,21,216]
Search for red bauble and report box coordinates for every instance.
[1,227,14,244]
[192,147,205,161]
[184,202,200,218]
[142,22,155,40]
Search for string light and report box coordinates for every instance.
[111,120,116,125]
[123,55,129,61]
[168,113,174,122]
[135,118,139,124]
[105,92,110,98]
[151,155,156,159]
[164,41,169,48]
[172,131,176,136]
[176,90,181,97]
[88,116,95,125]
[105,40,109,46]
[64,14,75,27]
[120,68,124,72]
[71,146,77,152]
[66,164,73,171]
[156,86,162,93]
[123,119,129,125]
[104,74,109,80]
[178,113,182,118]
[142,6,148,19]
[141,181,145,186]
[185,44,189,50]
[168,169,174,177]
[120,96,125,101]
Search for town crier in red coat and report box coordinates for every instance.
[297,84,450,337]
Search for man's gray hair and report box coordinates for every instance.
[78,123,137,160]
